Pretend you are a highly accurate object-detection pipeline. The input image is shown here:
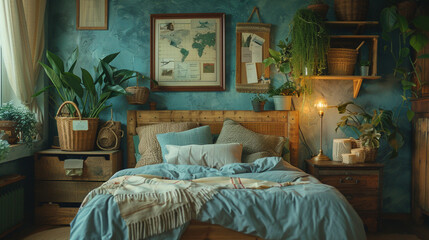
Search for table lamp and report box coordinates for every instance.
[312,98,331,161]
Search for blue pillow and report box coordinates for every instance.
[156,125,213,162]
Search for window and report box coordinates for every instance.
[0,45,2,105]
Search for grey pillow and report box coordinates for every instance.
[215,119,286,161]
[135,122,199,167]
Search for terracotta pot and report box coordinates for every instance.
[397,0,417,21]
[0,120,18,144]
[308,3,330,19]
[252,101,265,112]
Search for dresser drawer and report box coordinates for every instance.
[341,191,379,211]
[319,174,379,189]
[35,155,115,181]
[35,181,101,203]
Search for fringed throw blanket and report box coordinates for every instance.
[81,174,307,239]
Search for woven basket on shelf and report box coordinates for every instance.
[363,147,378,162]
[56,101,99,151]
[126,75,149,105]
[328,48,358,75]
[334,0,369,21]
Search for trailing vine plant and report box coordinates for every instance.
[380,5,429,122]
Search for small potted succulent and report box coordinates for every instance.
[251,94,267,112]
[0,102,37,145]
[307,0,330,19]
[268,81,300,110]
[360,60,370,76]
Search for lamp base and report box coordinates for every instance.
[312,152,331,161]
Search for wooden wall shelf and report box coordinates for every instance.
[301,75,381,98]
[326,21,379,34]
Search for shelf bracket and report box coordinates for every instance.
[353,78,363,98]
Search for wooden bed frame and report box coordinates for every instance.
[126,110,299,239]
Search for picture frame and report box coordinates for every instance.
[150,13,225,91]
[76,0,108,30]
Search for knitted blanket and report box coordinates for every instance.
[81,174,307,239]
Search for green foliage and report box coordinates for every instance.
[36,49,153,118]
[0,139,9,162]
[336,102,404,158]
[380,5,429,121]
[290,9,329,78]
[360,60,371,66]
[0,102,37,145]
[251,94,267,103]
[267,81,300,97]
[263,38,292,75]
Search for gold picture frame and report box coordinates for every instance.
[76,0,108,30]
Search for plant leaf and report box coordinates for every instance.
[81,68,96,96]
[418,54,429,59]
[46,51,65,74]
[268,49,281,61]
[100,60,114,84]
[396,14,409,33]
[400,47,410,58]
[380,6,398,33]
[32,85,52,97]
[413,15,429,32]
[407,109,415,121]
[67,48,79,72]
[410,32,429,52]
[107,85,127,95]
[337,102,353,114]
[102,52,120,64]
[40,62,63,89]
[263,57,276,67]
[61,72,83,98]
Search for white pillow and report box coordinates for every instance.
[165,143,243,168]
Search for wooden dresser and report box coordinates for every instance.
[34,149,121,225]
[306,159,384,232]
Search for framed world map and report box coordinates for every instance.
[150,13,225,91]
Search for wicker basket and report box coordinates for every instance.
[56,101,99,151]
[126,76,150,105]
[328,48,358,75]
[334,0,369,21]
[307,3,329,20]
[96,110,124,150]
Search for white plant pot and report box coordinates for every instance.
[273,95,292,110]
[360,66,369,76]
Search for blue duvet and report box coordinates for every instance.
[70,157,366,240]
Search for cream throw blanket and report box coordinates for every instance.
[81,175,307,239]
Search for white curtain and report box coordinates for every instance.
[0,0,47,121]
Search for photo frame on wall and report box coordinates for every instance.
[150,13,225,91]
[76,0,108,30]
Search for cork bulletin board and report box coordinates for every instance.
[235,8,271,93]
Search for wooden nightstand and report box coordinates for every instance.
[34,149,122,225]
[306,159,384,232]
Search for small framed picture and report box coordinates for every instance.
[76,0,108,30]
[150,13,225,91]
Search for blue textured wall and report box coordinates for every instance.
[47,0,411,213]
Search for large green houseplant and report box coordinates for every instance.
[36,49,140,151]
[336,102,404,159]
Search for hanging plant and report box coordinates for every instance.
[290,9,329,78]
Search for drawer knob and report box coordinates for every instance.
[339,177,359,184]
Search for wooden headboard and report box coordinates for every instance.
[127,110,299,168]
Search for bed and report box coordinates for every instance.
[70,110,366,240]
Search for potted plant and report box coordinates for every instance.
[360,60,370,76]
[308,0,330,20]
[0,102,37,145]
[290,9,329,79]
[268,81,300,110]
[36,49,139,151]
[251,94,267,112]
[336,102,404,161]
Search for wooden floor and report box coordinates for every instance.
[5,218,429,240]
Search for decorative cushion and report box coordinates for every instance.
[216,119,286,161]
[164,143,243,168]
[135,122,199,167]
[156,125,213,162]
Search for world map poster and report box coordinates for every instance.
[151,14,225,91]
